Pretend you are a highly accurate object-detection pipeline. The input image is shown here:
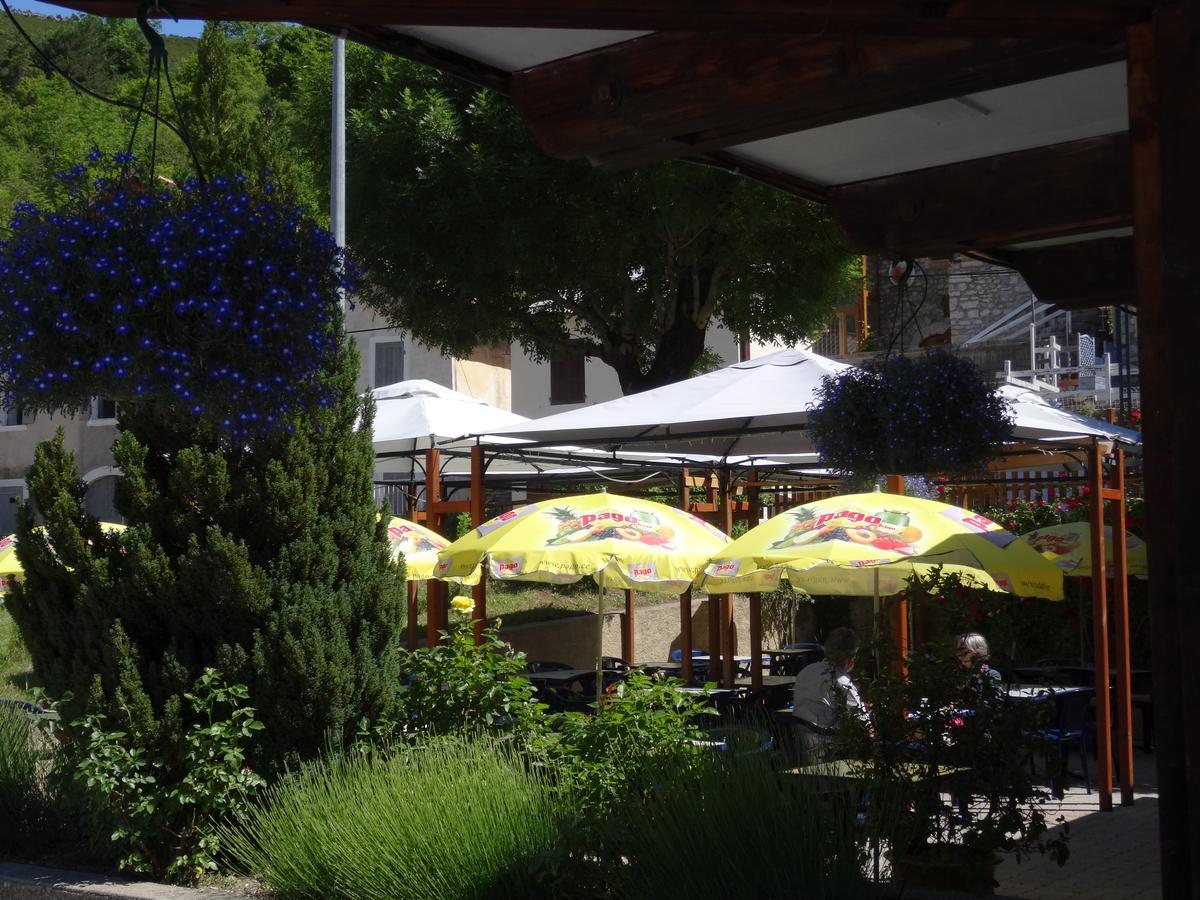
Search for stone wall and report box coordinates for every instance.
[946,257,1035,344]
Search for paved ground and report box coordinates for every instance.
[993,748,1161,899]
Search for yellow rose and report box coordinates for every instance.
[450,596,475,616]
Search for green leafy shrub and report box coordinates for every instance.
[71,669,264,883]
[396,607,545,738]
[0,703,54,852]
[838,619,1068,890]
[810,352,1012,477]
[222,735,563,900]
[608,752,893,899]
[6,340,406,772]
[550,671,712,820]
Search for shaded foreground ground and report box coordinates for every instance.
[992,748,1160,899]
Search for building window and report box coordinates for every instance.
[550,344,587,405]
[1,407,23,427]
[373,340,406,387]
[91,397,117,422]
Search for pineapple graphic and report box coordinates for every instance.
[546,506,585,545]
[769,505,824,550]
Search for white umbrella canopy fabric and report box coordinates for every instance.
[371,379,530,456]
[480,348,1141,458]
[480,348,849,456]
[998,384,1141,445]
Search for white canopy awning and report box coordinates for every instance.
[480,348,848,456]
[480,349,1141,458]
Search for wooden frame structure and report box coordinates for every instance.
[52,1,1196,890]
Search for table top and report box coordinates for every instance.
[786,760,966,783]
[526,668,601,683]
[765,647,824,656]
[1006,683,1093,699]
[734,675,797,688]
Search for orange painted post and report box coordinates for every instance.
[406,581,419,651]
[622,589,635,664]
[470,444,487,644]
[1089,440,1114,812]
[707,596,722,685]
[425,447,444,648]
[750,592,763,694]
[680,588,694,684]
[1110,448,1135,806]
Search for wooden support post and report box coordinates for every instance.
[406,581,419,651]
[707,595,722,684]
[469,444,487,645]
[680,588,693,684]
[1127,11,1200,889]
[677,469,694,683]
[1110,447,1135,806]
[721,594,735,689]
[1088,440,1114,812]
[424,447,444,647]
[622,589,635,664]
[750,593,763,694]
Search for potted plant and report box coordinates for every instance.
[835,586,1069,895]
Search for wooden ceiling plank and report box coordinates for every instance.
[47,0,1150,39]
[510,33,1125,162]
[827,133,1131,255]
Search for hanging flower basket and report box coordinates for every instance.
[0,154,354,439]
[809,352,1013,477]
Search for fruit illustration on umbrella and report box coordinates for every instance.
[545,506,676,548]
[769,505,923,554]
[387,524,445,555]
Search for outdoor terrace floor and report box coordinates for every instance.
[992,748,1161,899]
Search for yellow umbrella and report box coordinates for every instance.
[385,516,453,582]
[437,492,730,691]
[0,522,127,593]
[1019,522,1148,579]
[698,493,1064,601]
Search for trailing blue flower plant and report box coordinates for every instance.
[809,352,1014,477]
[0,152,356,439]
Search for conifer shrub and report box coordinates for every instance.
[5,340,406,772]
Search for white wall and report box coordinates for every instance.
[510,323,795,417]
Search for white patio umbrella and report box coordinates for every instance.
[481,348,1141,457]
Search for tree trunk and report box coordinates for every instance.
[596,269,717,394]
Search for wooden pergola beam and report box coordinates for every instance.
[49,0,1151,38]
[827,133,1131,255]
[1005,236,1134,310]
[512,33,1124,164]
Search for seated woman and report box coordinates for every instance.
[955,632,1003,707]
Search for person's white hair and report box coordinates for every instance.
[956,632,990,663]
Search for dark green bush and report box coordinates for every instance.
[6,341,406,773]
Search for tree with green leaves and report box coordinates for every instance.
[6,340,406,770]
[294,50,856,393]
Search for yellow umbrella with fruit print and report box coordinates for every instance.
[436,491,730,694]
[698,492,1064,601]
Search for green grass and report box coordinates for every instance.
[408,580,677,633]
[0,606,36,703]
[222,736,564,900]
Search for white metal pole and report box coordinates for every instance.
[331,31,347,308]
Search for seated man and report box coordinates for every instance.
[791,627,869,763]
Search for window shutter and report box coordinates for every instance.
[550,344,586,405]
[374,341,406,387]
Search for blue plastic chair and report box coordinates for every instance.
[1029,687,1094,797]
[669,648,707,662]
